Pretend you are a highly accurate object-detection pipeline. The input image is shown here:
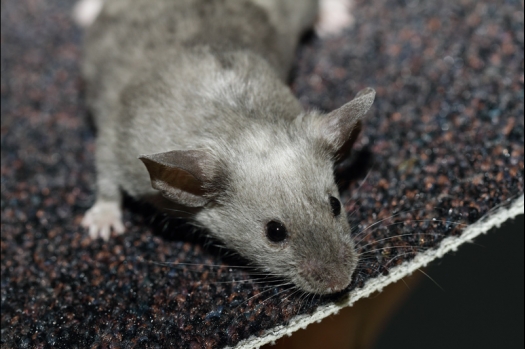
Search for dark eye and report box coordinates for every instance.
[329,196,341,217]
[266,220,288,243]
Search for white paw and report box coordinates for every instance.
[72,0,104,28]
[316,0,355,38]
[82,200,125,240]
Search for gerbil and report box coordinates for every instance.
[80,0,376,295]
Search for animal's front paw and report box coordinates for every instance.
[82,200,125,240]
[316,0,355,38]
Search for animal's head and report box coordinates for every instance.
[140,88,375,294]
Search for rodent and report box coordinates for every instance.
[79,0,376,295]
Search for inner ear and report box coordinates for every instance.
[154,167,208,207]
[139,149,219,207]
[334,120,362,163]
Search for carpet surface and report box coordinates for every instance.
[1,0,523,348]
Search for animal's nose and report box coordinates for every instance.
[300,259,351,293]
[326,278,348,292]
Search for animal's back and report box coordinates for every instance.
[82,0,317,121]
[80,0,319,209]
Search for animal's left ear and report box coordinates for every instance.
[320,87,376,155]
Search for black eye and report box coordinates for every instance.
[329,196,341,216]
[266,220,288,243]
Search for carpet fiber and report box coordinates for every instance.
[1,0,523,348]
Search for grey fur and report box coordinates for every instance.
[83,0,376,294]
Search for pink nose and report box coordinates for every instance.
[326,278,348,292]
[300,259,350,293]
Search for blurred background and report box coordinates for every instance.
[376,214,524,349]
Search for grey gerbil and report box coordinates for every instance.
[80,0,376,295]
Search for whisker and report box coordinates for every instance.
[279,287,302,304]
[358,232,431,248]
[354,216,464,245]
[358,245,428,256]
[352,208,433,244]
[231,282,292,316]
[381,251,420,268]
[356,220,466,248]
[256,286,295,307]
[160,207,195,215]
[212,276,283,285]
[295,290,310,314]
[307,292,318,310]
[140,259,261,271]
[343,162,376,205]
[230,286,295,324]
[399,277,410,290]
[417,268,444,291]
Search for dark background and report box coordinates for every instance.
[376,214,524,349]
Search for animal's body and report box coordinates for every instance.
[81,0,375,294]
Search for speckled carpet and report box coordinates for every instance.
[1,0,523,348]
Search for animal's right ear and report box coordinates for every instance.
[139,149,222,207]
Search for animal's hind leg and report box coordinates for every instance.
[72,0,104,28]
[315,0,355,38]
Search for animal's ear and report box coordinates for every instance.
[139,149,220,207]
[320,87,375,154]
